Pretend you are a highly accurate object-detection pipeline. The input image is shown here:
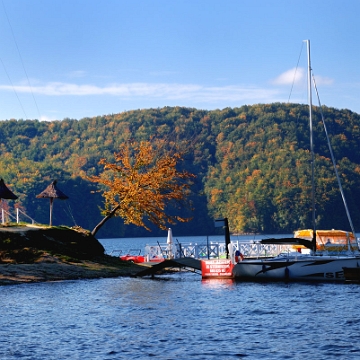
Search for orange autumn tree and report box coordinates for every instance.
[88,139,196,236]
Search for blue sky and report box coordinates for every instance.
[1,0,360,121]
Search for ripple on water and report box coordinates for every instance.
[1,277,360,359]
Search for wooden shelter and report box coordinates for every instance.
[36,180,68,226]
[0,178,18,224]
[0,178,18,200]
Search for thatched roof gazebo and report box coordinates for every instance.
[0,179,18,201]
[36,180,68,226]
[0,178,18,224]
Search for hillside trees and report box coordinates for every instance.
[204,103,360,233]
[1,103,360,236]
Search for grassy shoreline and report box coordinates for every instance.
[0,225,143,285]
[0,255,144,285]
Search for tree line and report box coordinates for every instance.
[1,103,360,237]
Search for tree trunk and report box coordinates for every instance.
[91,204,120,237]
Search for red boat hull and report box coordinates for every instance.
[120,255,146,263]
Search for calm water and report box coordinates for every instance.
[1,237,360,359]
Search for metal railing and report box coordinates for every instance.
[1,208,37,225]
[147,240,291,260]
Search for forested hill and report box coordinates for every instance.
[1,103,360,237]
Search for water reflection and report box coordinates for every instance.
[201,278,235,289]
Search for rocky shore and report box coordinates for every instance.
[0,225,143,285]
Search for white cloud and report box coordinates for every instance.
[272,68,334,87]
[0,82,280,103]
[39,115,57,121]
[272,67,305,85]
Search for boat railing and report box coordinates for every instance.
[146,240,292,260]
[116,237,360,260]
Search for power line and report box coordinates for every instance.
[1,0,42,120]
[0,57,28,119]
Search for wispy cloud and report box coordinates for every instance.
[272,67,305,85]
[67,70,87,78]
[149,70,179,76]
[0,82,280,103]
[39,115,57,121]
[312,75,333,86]
[272,67,334,86]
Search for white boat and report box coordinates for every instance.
[232,230,360,281]
[232,40,360,282]
[232,254,360,281]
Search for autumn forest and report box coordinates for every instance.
[1,103,360,238]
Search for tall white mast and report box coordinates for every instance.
[305,39,317,252]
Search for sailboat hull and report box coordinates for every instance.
[233,256,360,282]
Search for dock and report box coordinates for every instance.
[135,257,202,278]
[134,257,235,280]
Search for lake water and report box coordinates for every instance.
[1,236,360,359]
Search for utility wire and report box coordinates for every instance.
[1,0,42,120]
[0,57,28,118]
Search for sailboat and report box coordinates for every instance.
[232,40,360,282]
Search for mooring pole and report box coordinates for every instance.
[224,218,230,259]
[214,217,231,259]
[207,235,210,259]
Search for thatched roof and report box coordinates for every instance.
[0,179,18,200]
[36,180,69,200]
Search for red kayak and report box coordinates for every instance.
[120,254,146,263]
